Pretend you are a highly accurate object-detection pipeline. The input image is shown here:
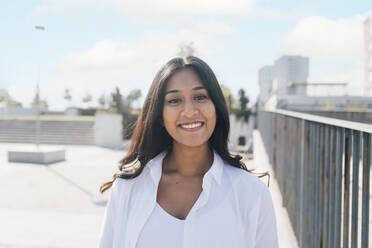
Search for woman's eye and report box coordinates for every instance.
[194,94,208,101]
[168,98,181,104]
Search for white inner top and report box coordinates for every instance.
[136,202,185,248]
[99,151,279,248]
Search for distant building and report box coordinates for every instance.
[364,16,372,96]
[273,56,309,96]
[0,89,11,108]
[258,66,273,103]
[258,55,309,107]
[257,56,372,112]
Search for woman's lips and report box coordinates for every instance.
[178,121,204,131]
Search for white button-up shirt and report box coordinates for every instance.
[98,151,278,248]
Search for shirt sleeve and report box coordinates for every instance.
[255,186,279,248]
[98,181,118,248]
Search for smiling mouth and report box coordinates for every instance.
[178,121,204,130]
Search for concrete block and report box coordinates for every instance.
[8,150,66,165]
[95,112,123,148]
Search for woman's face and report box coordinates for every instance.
[162,68,216,148]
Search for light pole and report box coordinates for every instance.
[8,24,65,165]
[34,25,45,151]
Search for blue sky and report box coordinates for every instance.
[1,0,371,110]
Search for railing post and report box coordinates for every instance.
[361,133,371,248]
[334,127,344,247]
[343,129,351,248]
[323,125,330,248]
[351,130,360,248]
[315,123,322,247]
[295,118,303,243]
[273,113,277,176]
[303,121,310,247]
[257,110,372,248]
[328,126,336,248]
[309,122,315,247]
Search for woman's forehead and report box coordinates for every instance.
[166,68,204,91]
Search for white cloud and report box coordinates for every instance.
[113,0,255,22]
[188,19,236,35]
[279,13,371,95]
[280,15,366,60]
[33,0,256,19]
[31,0,104,17]
[8,30,225,110]
[255,5,314,21]
[31,0,255,35]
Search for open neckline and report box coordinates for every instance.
[155,202,187,222]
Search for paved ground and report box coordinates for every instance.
[0,144,122,248]
[252,130,299,248]
[0,133,298,248]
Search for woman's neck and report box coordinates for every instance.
[164,142,214,177]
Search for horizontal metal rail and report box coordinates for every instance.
[258,109,371,248]
[266,108,372,133]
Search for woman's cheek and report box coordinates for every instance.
[163,107,179,123]
[203,102,216,118]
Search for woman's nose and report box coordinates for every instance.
[182,99,198,117]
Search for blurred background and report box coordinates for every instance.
[0,0,371,247]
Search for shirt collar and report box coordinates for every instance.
[145,150,224,186]
[146,151,167,187]
[205,150,223,185]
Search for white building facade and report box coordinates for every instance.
[258,65,274,103]
[258,55,309,106]
[273,56,309,96]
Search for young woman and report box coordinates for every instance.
[99,56,278,248]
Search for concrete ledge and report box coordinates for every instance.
[8,150,66,165]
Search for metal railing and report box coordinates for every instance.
[258,108,372,248]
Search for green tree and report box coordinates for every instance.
[31,98,48,110]
[110,87,143,138]
[177,41,196,57]
[127,89,142,104]
[83,92,93,103]
[6,99,22,107]
[98,94,106,109]
[64,89,72,101]
[234,88,250,122]
[220,84,236,112]
[31,86,48,110]
[238,89,249,111]
[0,90,22,107]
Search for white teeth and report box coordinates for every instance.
[181,122,202,129]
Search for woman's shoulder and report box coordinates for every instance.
[223,162,273,218]
[223,162,269,195]
[110,176,140,198]
[114,176,135,188]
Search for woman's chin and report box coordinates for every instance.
[173,139,209,149]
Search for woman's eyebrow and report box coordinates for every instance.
[165,86,206,95]
[165,89,179,95]
[192,86,206,91]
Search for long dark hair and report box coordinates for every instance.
[100,56,253,193]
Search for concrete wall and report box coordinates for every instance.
[229,114,254,152]
[0,119,95,145]
[0,106,37,116]
[95,112,123,148]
